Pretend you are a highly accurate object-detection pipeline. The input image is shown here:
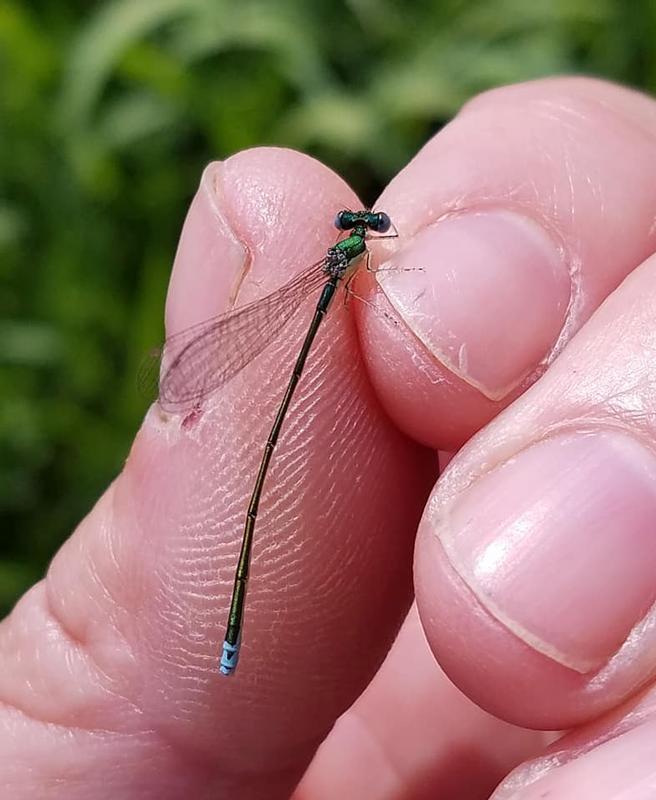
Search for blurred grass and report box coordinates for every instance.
[0,0,655,614]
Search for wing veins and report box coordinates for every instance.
[154,259,328,411]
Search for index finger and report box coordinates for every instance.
[0,149,434,797]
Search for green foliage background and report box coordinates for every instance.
[0,0,654,613]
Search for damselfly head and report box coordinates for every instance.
[334,209,393,233]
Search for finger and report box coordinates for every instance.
[492,684,656,798]
[415,248,656,730]
[496,721,656,799]
[0,149,435,798]
[358,77,656,449]
[295,605,549,800]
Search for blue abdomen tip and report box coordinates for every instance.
[219,639,240,676]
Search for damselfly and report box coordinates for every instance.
[146,209,395,676]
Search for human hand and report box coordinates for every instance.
[3,77,656,799]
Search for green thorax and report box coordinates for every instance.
[335,224,367,263]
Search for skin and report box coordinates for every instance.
[3,76,656,798]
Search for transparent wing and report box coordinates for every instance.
[138,259,329,412]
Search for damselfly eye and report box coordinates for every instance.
[373,212,391,233]
[334,211,347,230]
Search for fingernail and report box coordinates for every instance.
[377,210,571,400]
[439,431,656,673]
[165,162,247,336]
